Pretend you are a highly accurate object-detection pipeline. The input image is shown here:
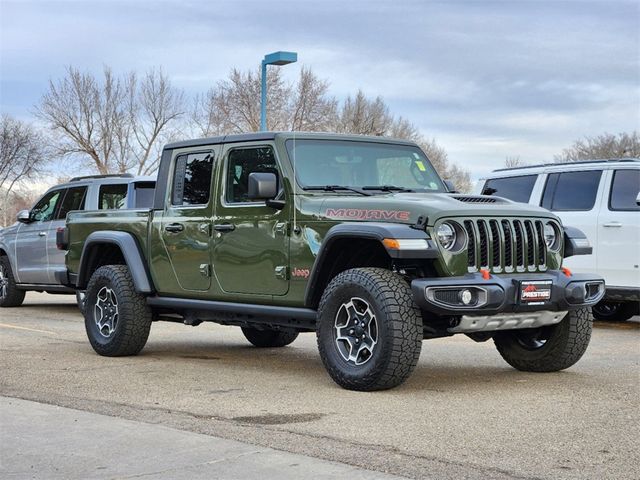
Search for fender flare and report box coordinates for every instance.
[303,222,436,307]
[77,231,154,293]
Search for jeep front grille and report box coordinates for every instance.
[462,219,548,272]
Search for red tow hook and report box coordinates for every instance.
[562,267,572,277]
[480,268,491,280]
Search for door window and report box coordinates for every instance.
[609,169,640,211]
[225,147,278,203]
[541,170,602,211]
[481,175,537,203]
[55,186,88,219]
[99,184,128,209]
[172,152,214,206]
[30,190,62,222]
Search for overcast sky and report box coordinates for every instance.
[1,0,638,181]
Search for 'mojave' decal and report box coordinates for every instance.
[325,208,410,221]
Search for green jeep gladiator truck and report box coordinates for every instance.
[59,132,605,390]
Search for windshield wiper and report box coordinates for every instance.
[362,185,414,192]
[302,185,371,196]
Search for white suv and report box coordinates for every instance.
[476,159,639,321]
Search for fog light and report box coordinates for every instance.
[459,289,473,305]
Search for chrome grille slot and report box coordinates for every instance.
[462,218,549,273]
[464,221,476,268]
[524,220,536,267]
[477,220,489,268]
[535,221,546,266]
[489,220,501,269]
[501,220,513,268]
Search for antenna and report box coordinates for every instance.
[292,131,297,231]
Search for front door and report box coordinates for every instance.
[159,148,217,292]
[597,168,640,288]
[212,143,290,296]
[15,189,63,284]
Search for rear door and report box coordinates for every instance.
[212,142,290,297]
[48,185,87,282]
[159,147,218,292]
[597,168,640,287]
[539,169,605,274]
[15,189,63,283]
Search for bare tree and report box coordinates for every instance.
[191,67,336,136]
[335,90,392,136]
[505,156,527,168]
[0,115,49,225]
[555,132,639,162]
[37,66,185,175]
[289,67,338,131]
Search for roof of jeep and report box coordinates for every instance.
[163,132,418,150]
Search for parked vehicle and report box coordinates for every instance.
[476,159,639,321]
[58,133,602,390]
[0,174,155,308]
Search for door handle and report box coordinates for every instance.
[214,223,236,232]
[602,222,622,228]
[38,231,47,237]
[165,223,184,233]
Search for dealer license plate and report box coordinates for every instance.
[519,280,552,305]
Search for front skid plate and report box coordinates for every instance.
[448,310,567,333]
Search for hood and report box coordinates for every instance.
[300,192,557,226]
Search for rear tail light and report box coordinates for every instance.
[56,227,69,250]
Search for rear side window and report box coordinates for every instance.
[481,175,537,203]
[133,182,156,208]
[55,186,87,219]
[541,170,602,211]
[172,151,214,206]
[609,169,640,211]
[99,184,128,209]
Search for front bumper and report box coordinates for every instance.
[411,270,605,318]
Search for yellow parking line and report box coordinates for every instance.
[0,323,58,335]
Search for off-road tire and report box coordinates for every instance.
[241,327,299,348]
[0,256,25,307]
[592,301,637,322]
[493,307,592,372]
[316,268,423,391]
[85,265,152,356]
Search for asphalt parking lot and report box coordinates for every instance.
[1,293,639,480]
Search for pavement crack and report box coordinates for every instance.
[109,450,266,479]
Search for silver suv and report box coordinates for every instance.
[0,174,155,308]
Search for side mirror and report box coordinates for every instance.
[248,172,278,200]
[17,210,31,223]
[444,179,459,193]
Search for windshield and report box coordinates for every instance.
[285,139,446,193]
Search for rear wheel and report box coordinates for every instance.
[241,327,299,348]
[84,265,152,356]
[494,307,592,372]
[592,301,637,322]
[316,268,423,391]
[0,256,25,307]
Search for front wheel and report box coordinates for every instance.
[592,301,637,322]
[493,307,592,372]
[84,265,152,356]
[316,268,423,391]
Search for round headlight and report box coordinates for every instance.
[544,222,558,249]
[437,222,456,250]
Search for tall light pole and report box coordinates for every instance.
[260,51,297,131]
